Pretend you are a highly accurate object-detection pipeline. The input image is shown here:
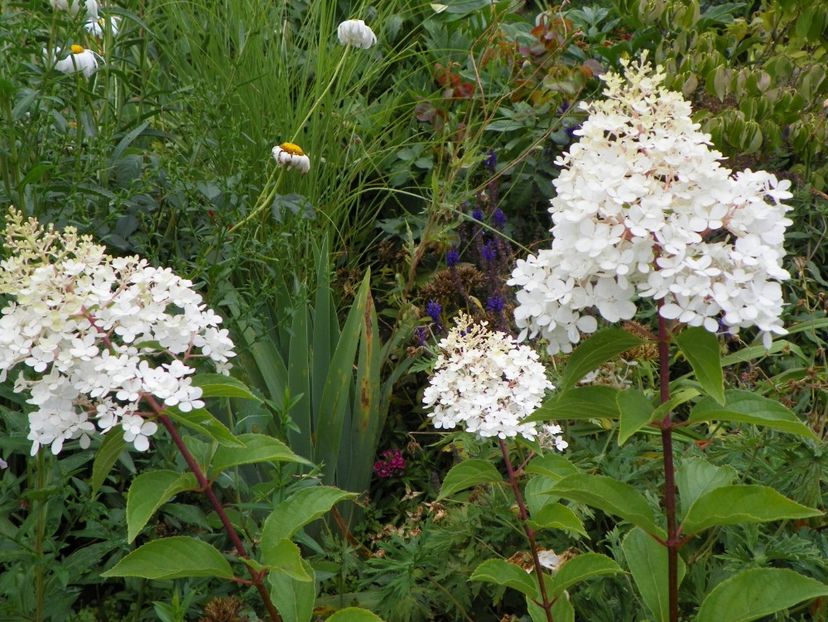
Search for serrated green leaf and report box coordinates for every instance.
[560,328,643,392]
[437,459,502,499]
[525,475,558,516]
[675,457,736,519]
[260,539,312,582]
[525,386,620,423]
[527,591,574,622]
[525,453,580,482]
[470,559,539,599]
[326,608,385,622]
[529,502,587,538]
[552,474,663,537]
[696,568,828,622]
[688,390,816,439]
[622,528,686,622]
[651,388,701,423]
[720,339,794,366]
[193,374,261,402]
[209,433,310,477]
[712,65,729,101]
[90,432,126,496]
[262,486,356,543]
[682,485,822,535]
[165,407,243,447]
[126,470,198,543]
[545,553,622,598]
[269,559,316,622]
[101,536,233,580]
[674,327,724,405]
[617,389,654,445]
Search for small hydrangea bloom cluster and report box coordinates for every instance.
[0,209,236,455]
[509,56,793,354]
[373,449,406,478]
[423,314,561,444]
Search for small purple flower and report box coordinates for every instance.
[472,207,485,222]
[492,208,506,230]
[558,101,570,114]
[483,149,497,171]
[426,299,442,324]
[481,240,497,264]
[486,295,505,313]
[415,326,428,345]
[446,247,460,267]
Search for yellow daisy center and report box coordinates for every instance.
[279,142,305,156]
[70,44,85,54]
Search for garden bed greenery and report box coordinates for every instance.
[0,0,826,621]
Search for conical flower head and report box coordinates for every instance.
[509,55,792,354]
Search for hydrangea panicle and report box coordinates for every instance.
[0,209,236,455]
[423,314,562,445]
[508,55,793,354]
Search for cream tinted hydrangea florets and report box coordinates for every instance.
[508,55,793,354]
[0,209,236,455]
[423,314,561,444]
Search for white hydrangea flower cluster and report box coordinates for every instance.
[0,209,236,455]
[509,56,793,354]
[423,314,560,444]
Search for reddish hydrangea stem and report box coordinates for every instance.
[499,439,555,622]
[144,396,282,622]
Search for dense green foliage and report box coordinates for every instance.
[1,0,826,620]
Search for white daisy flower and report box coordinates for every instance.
[51,0,98,18]
[85,15,121,38]
[271,142,311,174]
[53,45,99,77]
[337,19,377,49]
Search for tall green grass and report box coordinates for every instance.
[144,0,434,280]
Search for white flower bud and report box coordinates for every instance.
[337,19,377,49]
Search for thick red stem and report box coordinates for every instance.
[144,396,282,622]
[499,440,555,622]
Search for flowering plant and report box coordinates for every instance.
[509,55,793,354]
[337,19,377,49]
[0,208,234,455]
[496,57,824,622]
[423,313,554,440]
[0,210,375,622]
[423,315,590,621]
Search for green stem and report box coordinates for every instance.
[229,48,351,233]
[657,306,679,622]
[33,452,47,622]
[289,47,350,145]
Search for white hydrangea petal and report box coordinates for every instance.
[422,314,558,444]
[509,55,790,351]
[0,209,236,456]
